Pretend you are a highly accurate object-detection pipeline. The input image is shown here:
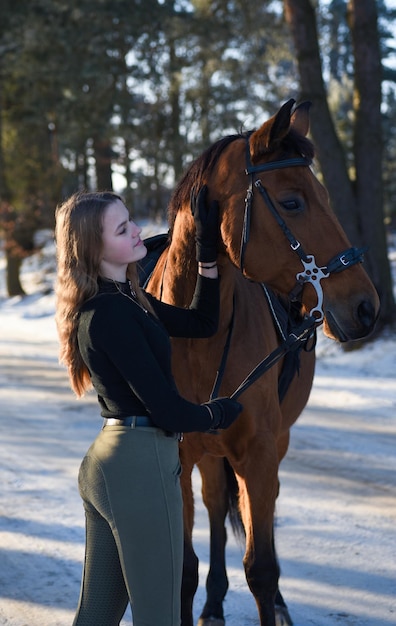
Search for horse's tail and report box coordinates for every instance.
[224,458,245,544]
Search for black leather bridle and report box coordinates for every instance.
[211,138,367,401]
[241,136,366,323]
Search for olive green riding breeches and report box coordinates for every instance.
[72,424,183,626]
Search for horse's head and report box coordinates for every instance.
[167,99,379,342]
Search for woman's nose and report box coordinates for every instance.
[131,221,141,236]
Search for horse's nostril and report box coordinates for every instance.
[358,299,377,330]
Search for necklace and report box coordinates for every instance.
[113,279,148,314]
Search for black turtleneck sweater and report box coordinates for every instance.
[77,275,219,433]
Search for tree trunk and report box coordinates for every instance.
[169,39,184,182]
[93,137,114,190]
[347,0,395,325]
[1,63,23,297]
[283,0,361,243]
[284,0,395,328]
[6,253,25,296]
[0,79,9,200]
[122,137,134,210]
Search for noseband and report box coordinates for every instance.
[241,136,366,322]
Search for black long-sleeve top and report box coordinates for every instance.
[77,274,219,433]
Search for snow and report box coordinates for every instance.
[0,230,395,626]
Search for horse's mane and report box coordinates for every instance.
[167,132,247,230]
[167,127,315,230]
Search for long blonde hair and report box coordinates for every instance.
[55,190,153,396]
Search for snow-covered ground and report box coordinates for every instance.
[0,228,395,626]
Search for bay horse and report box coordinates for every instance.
[145,99,379,626]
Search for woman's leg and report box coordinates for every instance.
[91,426,183,626]
[73,459,129,626]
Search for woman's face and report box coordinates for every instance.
[99,199,147,281]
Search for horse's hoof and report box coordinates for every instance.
[275,605,293,626]
[197,618,225,626]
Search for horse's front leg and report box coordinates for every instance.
[237,437,280,626]
[197,455,231,626]
[273,531,293,626]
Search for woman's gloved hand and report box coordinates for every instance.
[203,397,243,432]
[190,185,220,263]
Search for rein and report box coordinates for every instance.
[230,313,315,401]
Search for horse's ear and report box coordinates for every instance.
[290,101,312,137]
[249,99,295,159]
[267,98,296,145]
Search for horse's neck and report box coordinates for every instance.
[146,210,237,330]
[147,218,197,305]
[147,249,236,333]
[162,251,197,306]
[217,260,239,328]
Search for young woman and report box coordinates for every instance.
[55,188,242,626]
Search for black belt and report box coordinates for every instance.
[103,416,155,428]
[103,416,183,441]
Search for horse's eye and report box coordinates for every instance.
[280,199,302,212]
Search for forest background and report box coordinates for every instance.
[0,0,395,331]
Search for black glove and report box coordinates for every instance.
[203,397,243,432]
[190,185,220,263]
